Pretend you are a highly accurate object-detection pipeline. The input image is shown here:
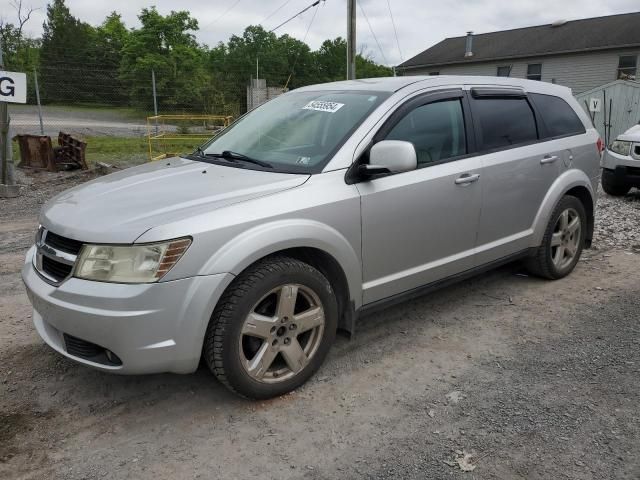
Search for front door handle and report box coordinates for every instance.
[540,155,559,164]
[454,173,480,185]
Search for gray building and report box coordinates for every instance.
[397,12,640,95]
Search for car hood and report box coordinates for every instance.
[618,124,640,142]
[40,157,309,243]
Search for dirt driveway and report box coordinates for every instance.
[9,105,148,138]
[1,170,639,479]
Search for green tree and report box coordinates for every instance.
[94,13,129,104]
[207,25,320,113]
[314,37,393,81]
[119,7,208,111]
[1,5,40,100]
[40,0,99,103]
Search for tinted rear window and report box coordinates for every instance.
[530,93,585,138]
[472,98,538,150]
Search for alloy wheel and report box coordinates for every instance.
[550,207,581,270]
[238,284,325,383]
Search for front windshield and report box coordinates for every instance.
[200,90,390,173]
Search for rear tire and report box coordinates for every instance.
[525,195,586,280]
[601,170,630,196]
[203,255,337,399]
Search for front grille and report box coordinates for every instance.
[35,229,84,284]
[45,231,84,254]
[63,334,122,366]
[628,166,640,177]
[42,255,73,282]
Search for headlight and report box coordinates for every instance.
[609,140,632,156]
[74,238,191,283]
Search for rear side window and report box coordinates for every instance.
[472,98,538,151]
[530,93,585,138]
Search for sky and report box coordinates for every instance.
[2,0,639,66]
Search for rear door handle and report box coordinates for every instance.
[540,155,559,164]
[454,173,480,185]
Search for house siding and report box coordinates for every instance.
[408,48,640,94]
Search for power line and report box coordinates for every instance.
[260,0,295,25]
[200,0,242,31]
[283,0,322,89]
[386,0,403,63]
[270,0,324,32]
[357,1,388,65]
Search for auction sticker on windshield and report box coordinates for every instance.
[303,100,345,113]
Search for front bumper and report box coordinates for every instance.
[602,149,640,187]
[22,246,234,374]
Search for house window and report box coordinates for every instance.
[496,66,511,77]
[527,64,542,81]
[617,55,638,80]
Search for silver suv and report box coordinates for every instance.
[23,76,602,399]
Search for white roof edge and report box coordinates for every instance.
[294,75,574,95]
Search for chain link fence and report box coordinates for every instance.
[12,67,250,138]
[10,66,289,165]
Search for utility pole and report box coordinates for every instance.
[347,0,356,80]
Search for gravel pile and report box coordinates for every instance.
[593,188,640,251]
[0,169,99,223]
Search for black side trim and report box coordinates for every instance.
[470,87,526,98]
[357,249,532,318]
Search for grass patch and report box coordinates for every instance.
[12,136,204,169]
[87,136,204,166]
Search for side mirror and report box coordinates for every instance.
[360,140,417,176]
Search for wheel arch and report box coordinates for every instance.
[564,185,594,248]
[200,219,362,334]
[532,169,595,248]
[269,247,355,336]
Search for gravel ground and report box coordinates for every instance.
[1,170,639,480]
[593,188,640,251]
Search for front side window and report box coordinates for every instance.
[385,99,467,166]
[472,98,538,151]
[527,64,542,81]
[496,65,511,77]
[200,90,389,173]
[530,93,585,138]
[617,55,638,80]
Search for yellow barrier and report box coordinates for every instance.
[146,114,233,161]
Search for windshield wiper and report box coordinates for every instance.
[200,150,273,168]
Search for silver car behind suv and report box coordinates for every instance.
[23,76,602,399]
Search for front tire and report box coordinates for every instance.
[525,195,586,280]
[203,255,337,399]
[601,169,630,196]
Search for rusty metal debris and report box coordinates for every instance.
[15,132,88,172]
[14,134,55,171]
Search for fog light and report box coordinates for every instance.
[105,349,122,365]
